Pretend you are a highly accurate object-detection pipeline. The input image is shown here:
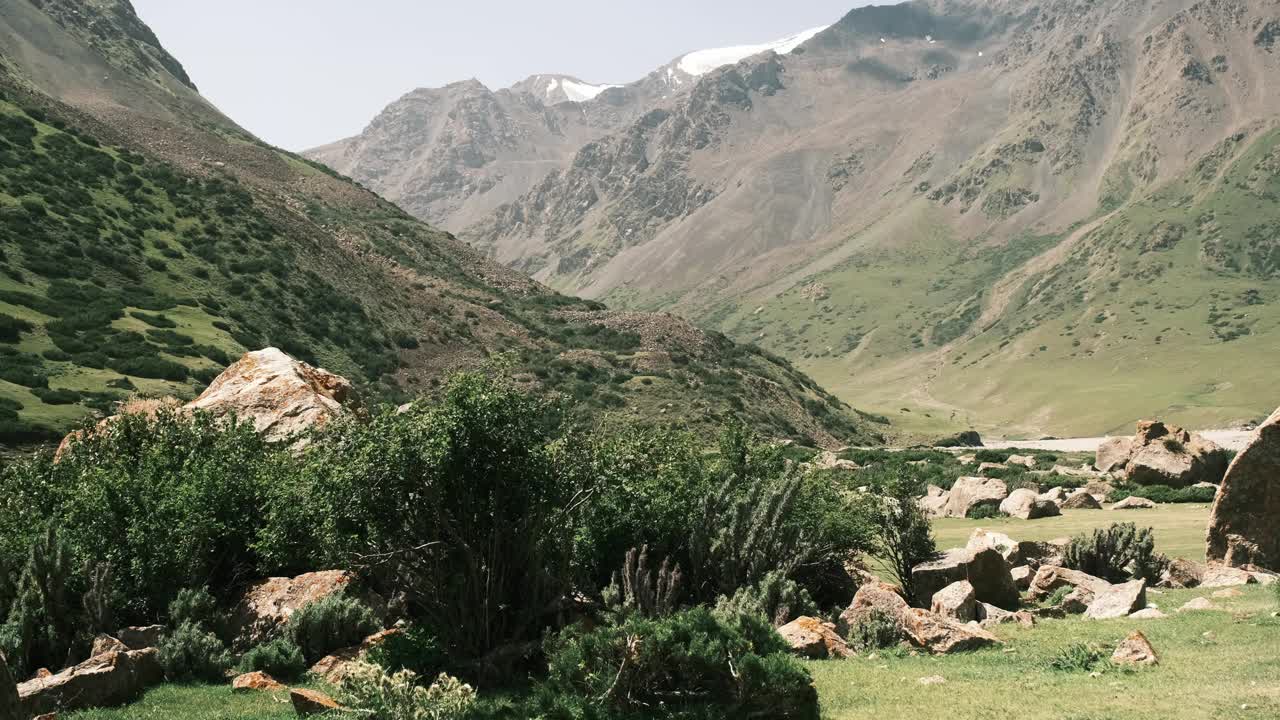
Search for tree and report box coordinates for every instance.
[869,473,937,605]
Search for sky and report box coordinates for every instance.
[131,1,875,151]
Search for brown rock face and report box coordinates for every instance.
[1111,630,1159,666]
[778,617,853,659]
[1,651,19,720]
[930,580,977,622]
[1095,436,1133,473]
[1062,490,1103,510]
[1102,421,1230,488]
[229,570,381,650]
[838,582,908,637]
[291,688,342,716]
[999,489,1061,520]
[900,609,1002,654]
[1199,564,1256,588]
[1207,406,1280,570]
[940,477,1008,519]
[232,671,285,693]
[1160,558,1205,589]
[17,649,163,716]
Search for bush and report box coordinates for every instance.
[366,625,447,679]
[340,662,476,720]
[1106,483,1216,504]
[157,621,232,681]
[866,473,936,605]
[289,593,380,664]
[713,570,816,627]
[0,314,33,343]
[966,504,1008,520]
[238,637,307,681]
[846,609,901,653]
[168,587,220,628]
[1062,523,1167,583]
[535,608,819,720]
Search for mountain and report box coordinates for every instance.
[311,0,1280,438]
[0,0,877,449]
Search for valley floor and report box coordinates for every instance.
[64,506,1278,720]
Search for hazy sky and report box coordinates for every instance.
[131,1,875,151]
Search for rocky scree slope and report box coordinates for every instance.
[0,0,874,448]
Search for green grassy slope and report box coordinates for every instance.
[0,2,876,449]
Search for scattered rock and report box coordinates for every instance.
[1085,580,1147,620]
[813,451,861,472]
[1177,597,1220,612]
[17,649,163,717]
[1112,496,1157,510]
[1200,564,1256,588]
[940,477,1008,518]
[1128,608,1167,619]
[958,454,977,465]
[1110,630,1159,666]
[778,617,852,659]
[230,570,383,650]
[1211,588,1243,599]
[900,609,1002,654]
[977,602,1035,628]
[966,529,1020,563]
[1246,566,1280,585]
[1027,566,1111,602]
[921,485,949,518]
[1038,487,1067,503]
[913,548,1018,610]
[290,688,342,716]
[1207,406,1280,569]
[1007,454,1037,468]
[1053,465,1105,479]
[1000,488,1061,520]
[116,626,165,650]
[977,462,1009,477]
[1124,421,1228,488]
[930,581,977,622]
[232,671,285,693]
[309,628,403,685]
[911,549,970,607]
[1062,489,1103,510]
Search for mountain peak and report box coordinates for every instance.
[510,74,622,104]
[675,25,830,77]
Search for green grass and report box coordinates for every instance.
[65,683,302,720]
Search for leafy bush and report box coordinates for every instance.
[238,637,307,681]
[846,609,901,653]
[289,593,380,664]
[366,625,447,679]
[168,587,220,628]
[713,570,816,627]
[1061,523,1167,583]
[1042,642,1109,673]
[340,662,476,720]
[534,608,819,720]
[0,314,33,343]
[865,473,936,605]
[157,621,233,681]
[0,526,80,676]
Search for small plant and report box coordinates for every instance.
[238,637,307,681]
[714,570,816,627]
[846,609,901,653]
[1042,642,1108,672]
[157,621,233,681]
[289,593,380,664]
[366,625,447,679]
[602,546,682,619]
[1044,586,1073,608]
[340,662,476,720]
[1062,523,1168,583]
[1162,437,1186,454]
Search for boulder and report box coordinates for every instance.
[940,477,1008,519]
[1027,566,1111,602]
[899,609,1001,654]
[1053,464,1105,479]
[309,647,361,685]
[1112,496,1157,510]
[778,617,853,659]
[965,548,1021,610]
[1206,406,1280,570]
[958,454,977,465]
[1199,564,1256,588]
[229,570,382,650]
[1,651,19,720]
[966,529,1020,563]
[813,451,861,472]
[1160,558,1205,589]
[1095,436,1133,473]
[976,602,1035,629]
[1017,538,1068,567]
[977,462,1008,477]
[1007,454,1037,468]
[290,688,342,716]
[838,582,908,637]
[1119,421,1229,488]
[999,489,1061,520]
[17,649,163,716]
[116,626,165,650]
[1176,597,1220,612]
[232,671,285,693]
[1084,580,1147,620]
[930,581,976,622]
[1246,566,1280,585]
[90,635,128,658]
[1062,489,1103,510]
[910,549,970,607]
[1038,487,1068,503]
[1111,630,1159,666]
[1128,608,1167,619]
[921,485,950,518]
[1011,565,1033,590]
[1060,587,1094,614]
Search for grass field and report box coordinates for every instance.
[65,505,1278,720]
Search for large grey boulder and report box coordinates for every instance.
[1207,406,1280,570]
[1108,421,1230,488]
[940,477,1008,518]
[913,547,1019,611]
[911,549,970,607]
[1094,436,1133,473]
[1061,489,1103,510]
[1084,579,1147,620]
[930,580,977,622]
[999,488,1061,520]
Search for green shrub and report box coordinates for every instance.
[535,608,819,720]
[168,587,220,628]
[846,609,901,653]
[0,314,33,343]
[366,625,447,679]
[157,621,232,681]
[1106,483,1216,504]
[289,593,380,664]
[866,474,936,605]
[713,570,816,627]
[966,504,1007,520]
[238,637,307,681]
[1044,586,1072,608]
[1042,642,1108,673]
[1062,523,1167,583]
[340,662,476,720]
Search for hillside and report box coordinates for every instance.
[0,0,875,448]
[313,0,1280,438]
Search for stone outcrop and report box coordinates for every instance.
[1096,421,1228,488]
[18,648,163,716]
[1000,488,1061,520]
[1062,489,1102,510]
[900,609,1001,654]
[1206,406,1280,570]
[778,617,853,659]
[838,581,908,637]
[940,477,1008,519]
[1111,630,1158,665]
[232,671,285,693]
[229,570,382,650]
[1084,580,1147,620]
[1094,436,1133,473]
[1112,496,1157,510]
[930,580,977,622]
[291,688,342,716]
[912,547,1019,610]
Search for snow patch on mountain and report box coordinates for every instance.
[545,77,619,103]
[676,26,829,77]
